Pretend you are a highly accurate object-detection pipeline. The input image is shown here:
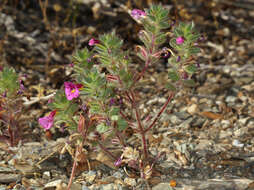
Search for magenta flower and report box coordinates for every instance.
[64,82,82,100]
[39,110,56,130]
[176,36,185,45]
[88,38,100,46]
[131,9,146,20]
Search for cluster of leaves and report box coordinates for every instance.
[0,67,19,97]
[137,5,170,63]
[0,67,25,146]
[167,22,201,90]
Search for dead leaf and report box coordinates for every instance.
[144,165,152,180]
[122,147,139,160]
[174,150,188,166]
[96,152,117,169]
[200,111,223,120]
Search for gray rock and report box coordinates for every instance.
[112,171,124,178]
[152,183,173,190]
[225,96,237,103]
[99,184,127,190]
[179,117,194,128]
[175,111,191,120]
[70,183,82,190]
[82,185,90,190]
[13,184,26,190]
[100,184,115,190]
[232,139,244,148]
[166,114,182,125]
[0,174,21,183]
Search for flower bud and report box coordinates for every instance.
[88,38,100,46]
[176,56,181,62]
[176,36,184,45]
[114,157,122,167]
[136,45,148,59]
[131,9,146,20]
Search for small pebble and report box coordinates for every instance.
[187,104,199,115]
[42,171,51,180]
[124,178,136,187]
[232,139,244,148]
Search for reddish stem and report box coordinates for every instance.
[134,35,155,83]
[145,92,174,133]
[129,90,148,159]
[67,146,79,190]
[98,141,118,160]
[113,121,126,147]
[119,110,137,130]
[135,58,150,82]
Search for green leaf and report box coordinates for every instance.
[143,4,170,44]
[189,47,201,55]
[185,23,192,34]
[188,33,200,43]
[185,64,197,74]
[73,48,93,71]
[165,82,177,91]
[169,39,177,49]
[155,33,167,45]
[174,28,184,36]
[64,103,79,116]
[117,119,128,131]
[168,70,180,81]
[111,115,119,121]
[96,123,109,133]
[89,101,101,113]
[0,67,19,96]
[48,90,70,110]
[110,107,120,116]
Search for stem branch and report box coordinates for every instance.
[129,90,148,159]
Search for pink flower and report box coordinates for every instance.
[64,82,82,100]
[131,9,146,20]
[88,38,100,46]
[39,110,56,130]
[176,36,185,45]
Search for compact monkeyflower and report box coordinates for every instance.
[176,36,185,45]
[88,38,100,46]
[131,9,146,20]
[64,82,82,100]
[39,110,56,130]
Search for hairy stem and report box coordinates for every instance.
[67,147,78,190]
[113,121,126,147]
[135,58,150,82]
[98,141,118,160]
[129,90,148,159]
